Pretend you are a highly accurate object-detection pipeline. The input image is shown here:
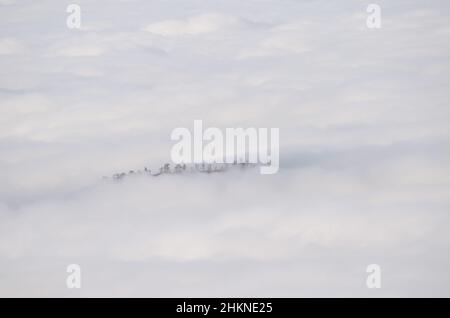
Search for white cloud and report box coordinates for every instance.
[0,0,16,5]
[143,13,241,36]
[0,38,23,55]
[1,0,450,297]
[53,45,107,57]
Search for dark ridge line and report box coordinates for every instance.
[103,162,268,181]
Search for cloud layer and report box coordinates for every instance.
[1,0,450,297]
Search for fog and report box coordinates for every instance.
[1,0,450,296]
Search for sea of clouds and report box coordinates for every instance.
[1,0,450,296]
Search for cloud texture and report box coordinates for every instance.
[1,0,450,296]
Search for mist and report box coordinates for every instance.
[1,0,450,297]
